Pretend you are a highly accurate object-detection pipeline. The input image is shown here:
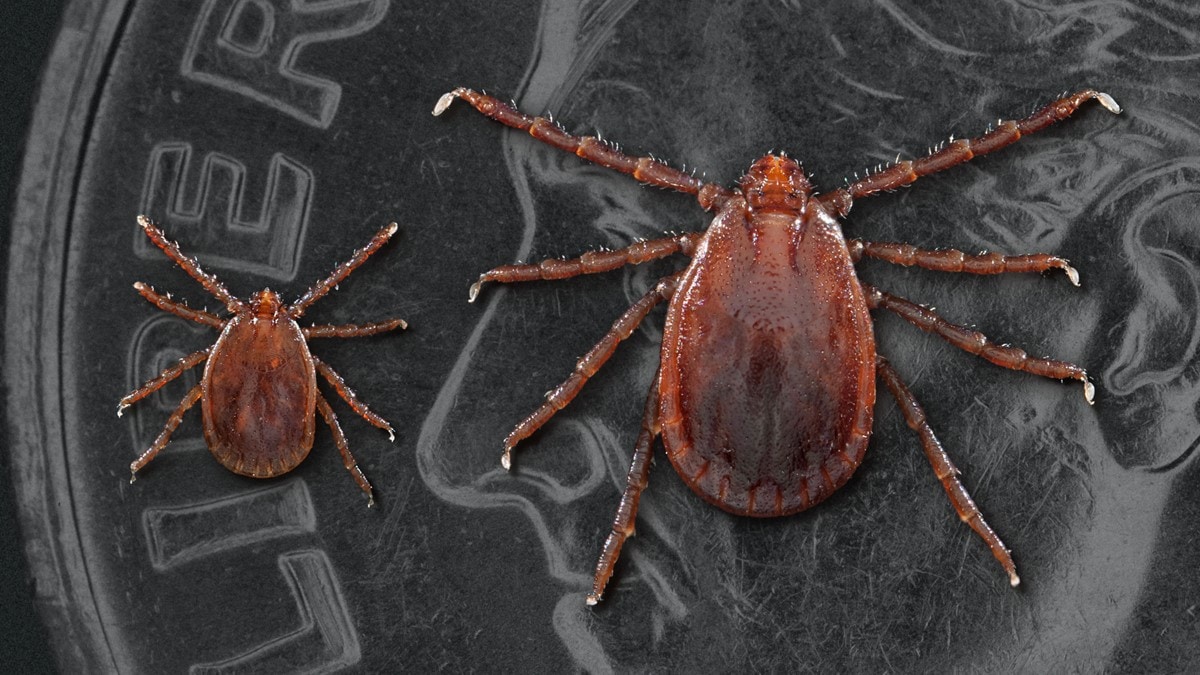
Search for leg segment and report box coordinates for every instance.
[303,318,407,339]
[289,223,398,319]
[134,281,227,327]
[434,88,736,211]
[862,283,1094,403]
[875,355,1019,587]
[118,347,211,416]
[847,240,1079,286]
[316,394,375,507]
[818,90,1120,216]
[588,378,660,606]
[312,355,395,441]
[469,232,702,302]
[501,273,681,470]
[129,382,203,482]
[137,216,245,313]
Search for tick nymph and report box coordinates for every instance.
[119,217,406,506]
[436,87,1117,604]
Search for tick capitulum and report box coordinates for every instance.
[436,87,1118,604]
[119,216,407,506]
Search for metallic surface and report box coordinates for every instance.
[6,0,1200,671]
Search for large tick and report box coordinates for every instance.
[119,217,406,506]
[435,87,1119,604]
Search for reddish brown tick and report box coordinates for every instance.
[437,88,1119,604]
[119,216,406,506]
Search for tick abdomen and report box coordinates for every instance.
[659,200,876,517]
[201,314,317,477]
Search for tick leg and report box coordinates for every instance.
[289,223,398,319]
[133,282,227,327]
[316,394,376,507]
[875,355,1019,587]
[137,216,246,314]
[588,378,660,606]
[862,283,1094,403]
[303,318,407,339]
[311,355,395,442]
[129,382,203,482]
[469,232,702,302]
[818,90,1120,217]
[117,347,211,417]
[502,273,681,470]
[847,240,1079,286]
[433,88,736,211]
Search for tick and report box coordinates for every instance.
[118,216,406,506]
[437,88,1121,604]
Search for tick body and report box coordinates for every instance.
[119,217,406,505]
[660,157,876,517]
[435,87,1118,603]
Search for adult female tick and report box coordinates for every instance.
[435,87,1118,604]
[119,216,406,506]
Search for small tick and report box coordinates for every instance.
[436,88,1119,603]
[119,216,406,506]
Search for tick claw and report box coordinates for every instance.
[386,428,395,443]
[129,471,138,484]
[1009,571,1021,587]
[1095,92,1121,115]
[1082,377,1096,405]
[432,90,460,116]
[366,493,376,508]
[501,448,512,471]
[468,279,483,303]
[117,404,127,418]
[585,593,600,606]
[1064,264,1080,287]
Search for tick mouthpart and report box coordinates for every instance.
[740,154,812,212]
[251,289,285,318]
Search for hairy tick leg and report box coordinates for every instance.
[289,222,398,319]
[818,90,1120,217]
[502,273,680,470]
[130,382,204,482]
[862,283,1094,403]
[875,355,1020,587]
[133,282,227,327]
[848,240,1080,286]
[433,88,736,211]
[136,216,245,313]
[588,379,660,605]
[312,355,396,441]
[303,318,407,339]
[118,347,211,417]
[469,232,701,302]
[316,394,375,507]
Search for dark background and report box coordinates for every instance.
[1,1,65,672]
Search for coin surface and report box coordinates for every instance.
[8,0,1200,671]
